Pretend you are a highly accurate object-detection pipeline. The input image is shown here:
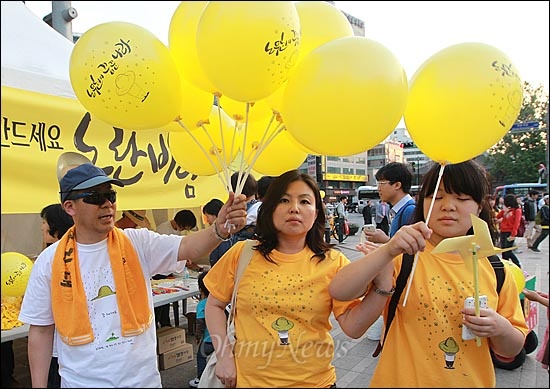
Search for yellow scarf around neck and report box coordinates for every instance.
[52,227,152,345]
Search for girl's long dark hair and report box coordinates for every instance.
[412,160,496,238]
[255,170,332,263]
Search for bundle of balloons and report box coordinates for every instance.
[1,252,34,297]
[69,1,523,194]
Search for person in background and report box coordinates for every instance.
[334,195,348,243]
[115,209,151,230]
[366,162,415,244]
[18,163,247,388]
[486,194,501,247]
[523,190,539,248]
[203,170,390,387]
[323,201,333,244]
[246,175,275,229]
[156,210,197,236]
[375,199,390,236]
[538,163,547,184]
[40,204,74,389]
[496,193,523,268]
[154,210,198,327]
[230,172,258,243]
[188,271,214,388]
[0,340,16,387]
[329,159,528,387]
[40,204,75,249]
[529,194,549,252]
[362,199,373,226]
[497,195,505,210]
[538,192,548,210]
[523,285,549,375]
[202,199,232,268]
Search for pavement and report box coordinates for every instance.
[8,213,549,388]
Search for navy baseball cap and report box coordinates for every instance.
[60,163,123,202]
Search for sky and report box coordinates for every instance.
[24,1,549,93]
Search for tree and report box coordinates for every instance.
[482,82,548,186]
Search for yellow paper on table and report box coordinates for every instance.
[1,295,24,330]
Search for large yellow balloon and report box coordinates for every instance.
[282,36,408,156]
[168,1,216,93]
[174,76,214,131]
[70,22,182,131]
[295,1,354,61]
[404,42,523,164]
[170,107,237,176]
[501,259,525,292]
[196,2,301,102]
[265,1,354,112]
[1,252,33,297]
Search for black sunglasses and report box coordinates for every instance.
[67,190,117,205]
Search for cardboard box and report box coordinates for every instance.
[158,343,194,370]
[156,327,187,354]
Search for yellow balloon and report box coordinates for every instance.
[265,1,354,112]
[168,1,216,93]
[1,252,33,297]
[241,123,308,176]
[320,190,326,199]
[295,1,354,61]
[196,2,301,102]
[501,259,525,292]
[404,42,523,164]
[170,106,237,176]
[70,22,182,130]
[175,76,214,130]
[282,36,408,156]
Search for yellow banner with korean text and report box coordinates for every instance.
[1,86,228,214]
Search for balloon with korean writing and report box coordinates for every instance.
[1,252,34,297]
[70,22,182,130]
[404,42,523,164]
[196,1,300,102]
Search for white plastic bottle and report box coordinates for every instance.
[183,267,190,288]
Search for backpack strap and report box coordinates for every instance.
[487,254,505,294]
[372,253,504,357]
[372,253,414,357]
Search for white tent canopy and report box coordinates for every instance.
[1,0,75,97]
[1,1,76,256]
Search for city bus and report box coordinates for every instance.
[493,183,546,199]
[357,185,379,214]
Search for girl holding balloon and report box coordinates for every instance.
[329,160,528,387]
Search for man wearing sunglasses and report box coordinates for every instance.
[19,163,248,388]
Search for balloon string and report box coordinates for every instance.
[213,100,233,192]
[402,163,446,307]
[471,241,482,347]
[174,119,230,192]
[244,120,283,182]
[234,102,252,196]
[242,113,278,176]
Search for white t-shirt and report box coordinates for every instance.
[19,228,182,388]
[246,201,262,225]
